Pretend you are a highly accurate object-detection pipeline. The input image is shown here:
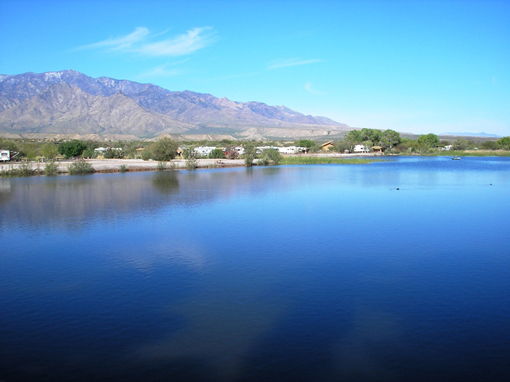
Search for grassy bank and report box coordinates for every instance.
[420,150,510,157]
[280,157,380,165]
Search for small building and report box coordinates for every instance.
[134,148,145,158]
[372,146,382,153]
[0,150,10,162]
[353,144,369,153]
[320,141,335,151]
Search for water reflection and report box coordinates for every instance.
[1,158,510,382]
[2,158,510,232]
[151,172,180,195]
[0,179,13,205]
[333,306,401,380]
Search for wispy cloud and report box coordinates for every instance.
[76,27,217,57]
[137,63,188,79]
[304,81,324,95]
[267,58,324,70]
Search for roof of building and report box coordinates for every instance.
[320,141,334,148]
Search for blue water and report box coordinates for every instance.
[1,157,510,381]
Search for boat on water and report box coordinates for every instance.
[452,156,461,160]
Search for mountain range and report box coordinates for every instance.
[439,132,501,138]
[0,70,349,140]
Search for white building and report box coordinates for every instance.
[353,144,369,153]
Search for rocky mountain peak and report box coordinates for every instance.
[0,70,349,139]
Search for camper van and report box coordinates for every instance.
[0,150,10,162]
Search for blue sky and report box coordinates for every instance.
[1,0,509,135]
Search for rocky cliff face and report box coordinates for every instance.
[0,70,349,139]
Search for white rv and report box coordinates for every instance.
[0,150,10,162]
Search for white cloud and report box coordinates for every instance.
[267,58,324,70]
[77,27,217,57]
[304,81,324,95]
[137,64,187,79]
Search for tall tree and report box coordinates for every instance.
[497,136,510,150]
[380,129,401,149]
[417,133,439,148]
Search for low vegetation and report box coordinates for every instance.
[44,160,60,176]
[281,157,379,165]
[68,160,94,175]
[258,149,282,166]
[151,138,179,161]
[0,162,41,177]
[156,161,167,171]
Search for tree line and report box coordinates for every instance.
[1,131,510,162]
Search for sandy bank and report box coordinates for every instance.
[1,153,381,174]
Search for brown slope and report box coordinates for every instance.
[0,83,192,136]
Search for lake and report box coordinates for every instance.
[1,156,510,382]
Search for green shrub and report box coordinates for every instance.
[68,160,94,175]
[41,143,58,160]
[58,140,87,158]
[103,148,124,159]
[44,160,59,176]
[141,149,152,161]
[208,148,226,159]
[152,138,179,161]
[243,143,257,167]
[157,161,167,171]
[182,146,195,159]
[259,149,282,165]
[119,164,128,173]
[186,156,197,170]
[82,148,96,159]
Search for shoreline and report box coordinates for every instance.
[1,152,509,177]
[0,153,381,175]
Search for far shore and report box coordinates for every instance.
[1,151,509,176]
[0,153,381,174]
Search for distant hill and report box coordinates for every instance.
[440,132,501,138]
[0,70,350,139]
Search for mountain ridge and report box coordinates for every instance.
[0,70,349,139]
[439,132,501,138]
